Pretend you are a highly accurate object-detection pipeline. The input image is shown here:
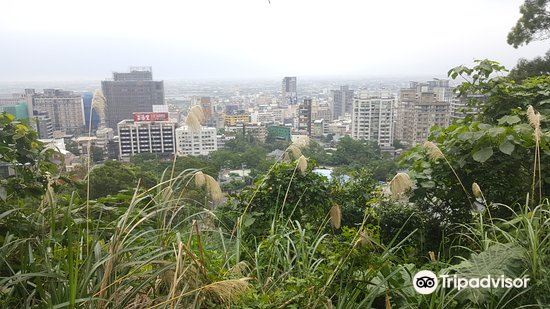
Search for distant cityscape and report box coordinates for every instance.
[0,66,477,171]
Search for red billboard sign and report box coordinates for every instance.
[133,112,169,122]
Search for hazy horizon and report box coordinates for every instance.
[1,0,547,82]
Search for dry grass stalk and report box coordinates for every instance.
[194,171,206,187]
[292,135,310,148]
[527,105,542,204]
[358,229,369,247]
[428,251,436,262]
[185,113,202,133]
[92,89,106,122]
[472,182,482,199]
[189,105,205,123]
[329,204,342,229]
[527,105,542,143]
[389,173,412,197]
[203,277,251,303]
[194,172,223,202]
[205,174,223,203]
[423,141,444,160]
[229,261,250,277]
[285,144,303,161]
[297,155,308,175]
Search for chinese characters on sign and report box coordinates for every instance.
[133,112,169,122]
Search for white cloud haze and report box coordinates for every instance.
[0,0,547,81]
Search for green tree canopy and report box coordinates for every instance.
[508,0,550,47]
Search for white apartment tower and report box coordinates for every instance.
[117,113,176,159]
[175,126,218,156]
[30,89,85,133]
[351,91,395,148]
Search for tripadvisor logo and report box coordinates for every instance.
[413,270,438,294]
[412,270,530,295]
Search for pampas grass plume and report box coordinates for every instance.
[186,113,202,133]
[472,182,482,199]
[91,89,106,121]
[194,171,206,187]
[297,155,308,175]
[527,105,541,142]
[329,204,341,229]
[189,105,205,123]
[285,144,302,161]
[203,277,251,303]
[389,172,412,197]
[423,141,444,160]
[205,174,223,203]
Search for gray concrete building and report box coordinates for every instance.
[281,77,297,106]
[331,85,354,119]
[101,67,165,129]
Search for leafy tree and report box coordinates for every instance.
[88,161,138,199]
[227,161,332,237]
[449,59,550,124]
[301,140,331,165]
[330,136,381,166]
[509,50,550,81]
[91,146,104,163]
[65,139,80,155]
[330,168,378,227]
[0,113,56,200]
[507,0,550,47]
[404,61,550,229]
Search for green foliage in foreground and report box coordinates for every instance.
[1,162,548,308]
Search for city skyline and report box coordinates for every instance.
[1,0,547,81]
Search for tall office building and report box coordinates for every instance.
[395,80,452,147]
[117,112,176,160]
[175,126,218,156]
[30,89,85,133]
[298,98,312,136]
[331,85,354,119]
[281,77,297,106]
[351,91,395,148]
[101,67,165,129]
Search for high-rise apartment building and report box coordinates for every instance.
[30,89,85,133]
[101,67,165,129]
[351,91,395,148]
[34,111,53,139]
[281,77,297,106]
[331,85,354,119]
[175,126,218,156]
[117,112,176,160]
[395,80,451,146]
[298,98,312,136]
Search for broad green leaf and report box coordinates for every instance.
[498,140,515,155]
[420,181,435,188]
[472,147,493,163]
[497,115,521,125]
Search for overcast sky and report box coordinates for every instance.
[0,0,547,81]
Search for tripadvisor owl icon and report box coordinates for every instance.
[413,270,438,294]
